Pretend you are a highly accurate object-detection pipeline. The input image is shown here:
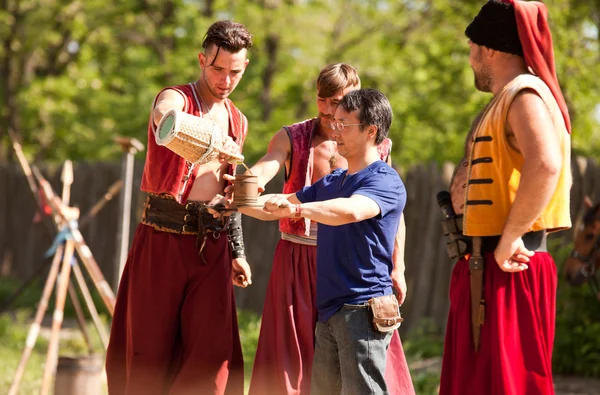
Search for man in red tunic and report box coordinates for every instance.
[245,63,414,395]
[441,2,572,394]
[105,21,253,395]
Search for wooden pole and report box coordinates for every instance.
[60,160,94,353]
[113,137,144,290]
[67,280,94,354]
[7,130,42,211]
[7,244,63,395]
[79,179,123,228]
[40,239,75,395]
[72,262,110,349]
[36,173,116,315]
[61,160,73,206]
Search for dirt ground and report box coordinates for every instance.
[35,323,600,394]
[411,358,600,395]
[555,376,600,395]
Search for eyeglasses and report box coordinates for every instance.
[330,122,365,131]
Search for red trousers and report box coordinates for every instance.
[248,239,414,395]
[440,252,556,395]
[106,224,244,395]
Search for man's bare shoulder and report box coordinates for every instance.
[506,88,558,151]
[509,89,551,121]
[152,88,186,126]
[155,88,186,104]
[268,127,292,154]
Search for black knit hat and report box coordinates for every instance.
[465,0,524,57]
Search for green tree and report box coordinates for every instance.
[1,0,598,167]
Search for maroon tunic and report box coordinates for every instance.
[106,226,244,395]
[140,82,247,203]
[249,119,413,395]
[440,252,557,395]
[106,83,247,395]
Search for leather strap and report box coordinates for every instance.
[469,236,485,352]
[372,316,404,326]
[141,194,229,264]
[467,231,547,351]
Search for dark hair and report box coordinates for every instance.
[317,63,360,98]
[339,88,392,145]
[202,20,253,53]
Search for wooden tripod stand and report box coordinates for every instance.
[8,166,116,395]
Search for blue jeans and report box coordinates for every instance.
[310,303,393,395]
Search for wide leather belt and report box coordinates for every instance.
[141,193,227,236]
[480,230,547,253]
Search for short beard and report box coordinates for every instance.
[474,70,492,92]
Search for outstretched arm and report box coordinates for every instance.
[248,128,291,190]
[153,89,186,126]
[263,194,381,226]
[237,193,297,221]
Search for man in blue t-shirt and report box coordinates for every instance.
[241,88,407,394]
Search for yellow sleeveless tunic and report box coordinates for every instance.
[463,74,571,236]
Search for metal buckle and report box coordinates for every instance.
[185,202,196,211]
[182,225,196,234]
[183,214,193,223]
[212,231,221,240]
[469,256,484,270]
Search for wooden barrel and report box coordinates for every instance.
[54,355,103,395]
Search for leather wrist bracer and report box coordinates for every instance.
[227,211,246,259]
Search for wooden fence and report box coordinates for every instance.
[1,156,599,334]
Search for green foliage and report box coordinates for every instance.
[0,312,49,394]
[411,373,441,395]
[0,286,262,394]
[402,319,444,360]
[0,275,111,319]
[0,311,108,394]
[236,309,261,385]
[1,0,599,166]
[552,241,600,377]
[402,321,444,394]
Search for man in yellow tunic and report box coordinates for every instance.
[440,1,572,394]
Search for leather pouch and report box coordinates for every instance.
[368,294,403,332]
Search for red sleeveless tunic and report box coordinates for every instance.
[107,83,248,395]
[140,82,248,203]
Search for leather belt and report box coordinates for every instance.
[480,230,547,253]
[141,194,229,263]
[141,194,227,235]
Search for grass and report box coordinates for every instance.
[0,277,269,394]
[0,312,107,394]
[402,320,444,394]
[0,309,263,395]
[0,277,443,394]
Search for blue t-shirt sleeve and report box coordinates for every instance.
[296,170,341,203]
[353,170,406,217]
[296,179,320,203]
